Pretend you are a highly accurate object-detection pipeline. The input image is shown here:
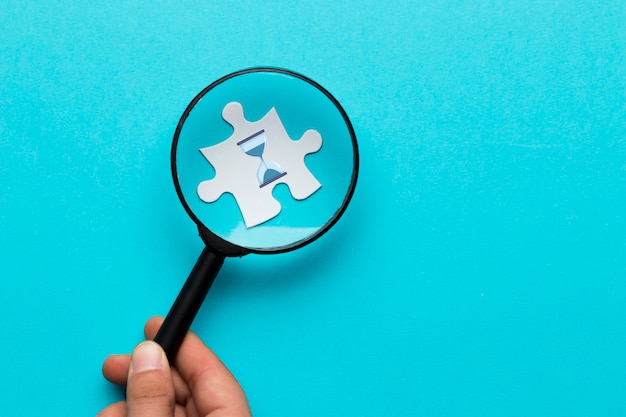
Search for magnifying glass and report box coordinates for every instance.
[153,67,359,361]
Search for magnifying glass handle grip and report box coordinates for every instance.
[154,246,225,363]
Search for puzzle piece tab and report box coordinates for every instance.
[197,102,322,228]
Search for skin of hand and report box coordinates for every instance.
[98,316,252,417]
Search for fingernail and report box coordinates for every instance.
[130,341,165,373]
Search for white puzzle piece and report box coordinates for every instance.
[197,102,322,228]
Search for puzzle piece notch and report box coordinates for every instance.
[197,101,323,228]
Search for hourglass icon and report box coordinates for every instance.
[237,130,287,188]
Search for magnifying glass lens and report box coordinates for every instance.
[173,69,357,253]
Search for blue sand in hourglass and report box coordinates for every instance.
[237,130,287,188]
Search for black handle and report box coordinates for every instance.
[154,246,225,363]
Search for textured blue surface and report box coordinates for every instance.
[1,2,625,416]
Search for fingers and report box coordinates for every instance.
[102,353,189,400]
[175,326,251,416]
[102,354,131,385]
[102,319,191,404]
[101,317,179,386]
[101,316,165,385]
[102,353,189,403]
[101,316,251,417]
[125,341,175,417]
[144,316,164,340]
[145,316,251,416]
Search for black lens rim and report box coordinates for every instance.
[171,67,359,256]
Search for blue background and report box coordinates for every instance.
[1,1,624,416]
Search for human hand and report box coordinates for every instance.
[98,316,252,417]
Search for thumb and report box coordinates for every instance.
[126,341,175,417]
